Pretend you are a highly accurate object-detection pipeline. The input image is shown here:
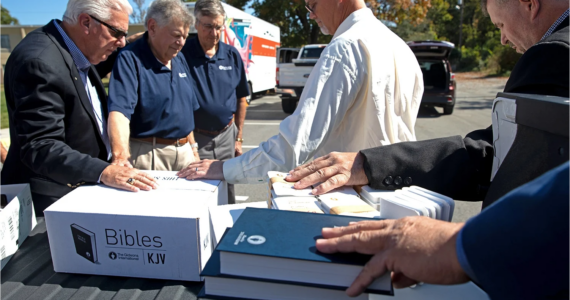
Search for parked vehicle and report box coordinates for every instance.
[275,44,327,113]
[186,2,281,103]
[408,41,456,115]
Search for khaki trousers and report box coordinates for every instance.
[130,138,196,171]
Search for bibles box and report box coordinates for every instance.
[44,177,224,281]
[0,184,37,270]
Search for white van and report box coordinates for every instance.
[185,3,281,103]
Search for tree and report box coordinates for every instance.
[1,5,19,25]
[366,0,432,26]
[130,0,147,24]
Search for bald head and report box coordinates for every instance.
[306,0,367,35]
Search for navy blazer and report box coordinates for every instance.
[2,21,110,202]
[461,163,569,299]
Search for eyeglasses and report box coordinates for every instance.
[198,20,224,32]
[305,2,316,14]
[89,15,128,39]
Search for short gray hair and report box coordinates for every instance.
[145,0,194,30]
[194,0,226,20]
[480,0,509,16]
[63,0,133,24]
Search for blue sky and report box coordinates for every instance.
[2,0,254,25]
[2,0,150,25]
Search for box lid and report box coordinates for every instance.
[45,185,212,218]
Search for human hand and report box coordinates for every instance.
[111,156,133,168]
[286,152,368,195]
[177,159,225,180]
[101,165,158,192]
[316,217,468,296]
[235,142,243,157]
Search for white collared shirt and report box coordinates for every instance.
[223,8,423,184]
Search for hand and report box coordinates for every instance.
[316,217,468,297]
[100,165,158,192]
[235,142,243,157]
[286,152,368,195]
[177,159,225,180]
[111,156,133,168]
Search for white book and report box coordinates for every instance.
[267,172,314,197]
[318,187,375,215]
[272,196,324,214]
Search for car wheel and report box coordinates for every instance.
[443,104,454,115]
[282,98,298,114]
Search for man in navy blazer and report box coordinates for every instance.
[2,0,157,216]
[316,163,569,299]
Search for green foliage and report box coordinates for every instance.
[1,5,19,25]
[486,45,521,75]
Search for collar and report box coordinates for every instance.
[333,7,375,40]
[53,19,91,72]
[187,36,226,61]
[541,9,569,41]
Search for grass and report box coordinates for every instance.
[1,87,8,129]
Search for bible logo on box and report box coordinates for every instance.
[70,224,98,263]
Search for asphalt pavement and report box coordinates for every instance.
[236,73,509,223]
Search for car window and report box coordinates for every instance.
[300,47,324,59]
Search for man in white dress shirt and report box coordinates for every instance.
[177,0,423,184]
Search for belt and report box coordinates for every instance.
[134,134,192,147]
[195,119,234,137]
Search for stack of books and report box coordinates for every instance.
[267,171,379,218]
[199,208,393,299]
[359,185,455,221]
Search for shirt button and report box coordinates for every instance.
[394,176,403,186]
[383,176,393,185]
[404,177,413,185]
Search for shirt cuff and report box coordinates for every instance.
[98,170,104,183]
[223,156,245,184]
[456,225,479,283]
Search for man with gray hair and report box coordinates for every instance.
[2,0,158,216]
[108,0,201,171]
[180,0,250,203]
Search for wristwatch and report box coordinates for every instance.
[190,143,199,149]
[236,138,244,143]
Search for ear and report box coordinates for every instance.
[78,13,91,35]
[147,18,157,36]
[520,0,540,21]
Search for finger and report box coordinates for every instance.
[310,173,349,195]
[346,253,389,297]
[177,163,203,178]
[117,179,140,192]
[321,220,390,238]
[316,230,388,255]
[137,171,158,183]
[135,175,157,190]
[392,272,419,289]
[286,156,331,182]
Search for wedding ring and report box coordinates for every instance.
[127,178,135,185]
[195,167,198,172]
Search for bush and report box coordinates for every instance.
[485,45,522,75]
[457,46,484,71]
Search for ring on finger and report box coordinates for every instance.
[195,167,198,172]
[127,178,134,185]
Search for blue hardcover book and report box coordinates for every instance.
[216,208,393,295]
[199,250,370,300]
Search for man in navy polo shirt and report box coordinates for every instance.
[180,0,250,203]
[108,0,200,171]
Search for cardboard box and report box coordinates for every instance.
[145,171,228,206]
[44,183,220,281]
[0,184,37,270]
[208,202,268,249]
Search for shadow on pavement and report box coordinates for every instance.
[457,99,494,110]
[417,106,441,118]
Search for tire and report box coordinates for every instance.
[443,104,454,115]
[246,82,253,105]
[282,97,298,114]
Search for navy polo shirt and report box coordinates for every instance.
[182,37,250,132]
[108,32,200,139]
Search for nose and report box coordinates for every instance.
[309,11,316,19]
[500,32,508,46]
[117,36,127,48]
